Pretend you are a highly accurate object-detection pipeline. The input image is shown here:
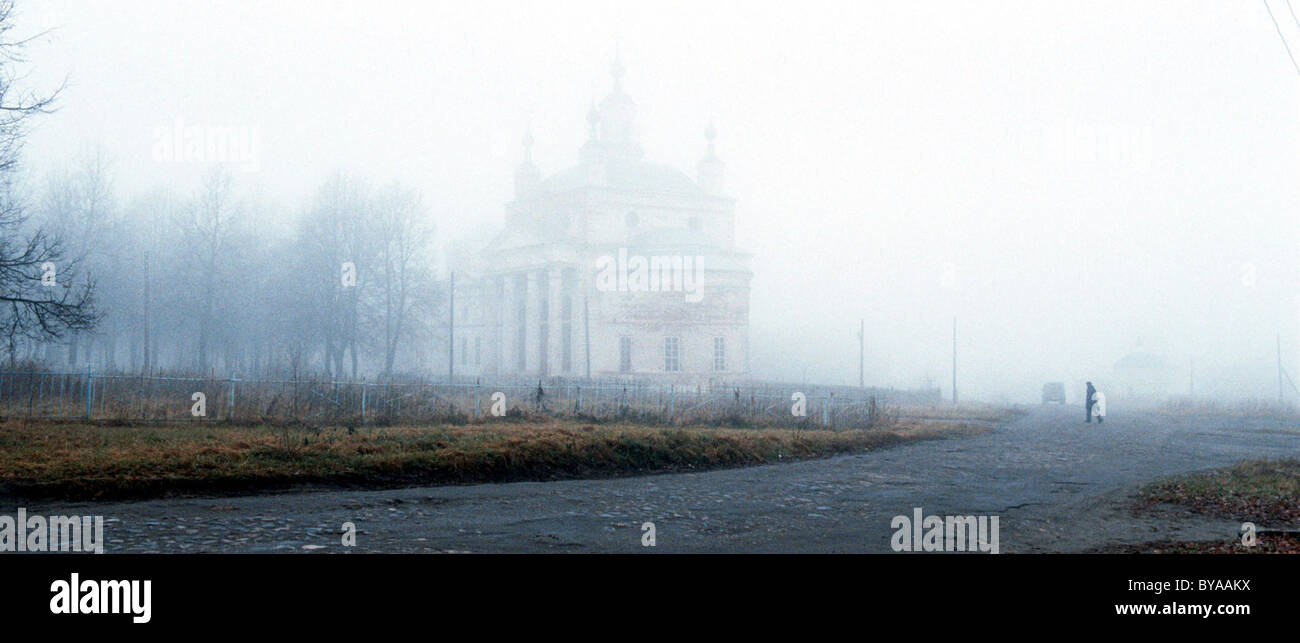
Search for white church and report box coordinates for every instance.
[449,62,752,384]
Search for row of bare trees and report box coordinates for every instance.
[28,160,443,380]
[0,2,443,379]
[287,174,441,379]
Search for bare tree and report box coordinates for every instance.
[176,169,240,372]
[371,183,434,377]
[299,173,371,379]
[0,1,97,357]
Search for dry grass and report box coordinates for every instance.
[1138,457,1300,527]
[1091,535,1300,554]
[1156,397,1300,420]
[0,417,988,501]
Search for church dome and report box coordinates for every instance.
[597,60,637,152]
[538,157,706,196]
[528,62,729,200]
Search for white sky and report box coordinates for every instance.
[13,0,1300,402]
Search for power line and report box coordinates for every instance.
[1289,0,1300,33]
[1263,0,1300,75]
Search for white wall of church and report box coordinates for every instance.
[458,65,751,384]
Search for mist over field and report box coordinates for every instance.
[10,0,1299,404]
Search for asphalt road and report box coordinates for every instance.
[22,404,1300,553]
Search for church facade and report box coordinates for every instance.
[450,64,751,385]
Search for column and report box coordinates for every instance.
[502,274,518,374]
[493,275,507,374]
[524,271,541,373]
[547,267,564,375]
[579,268,595,377]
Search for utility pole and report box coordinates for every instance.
[448,271,455,380]
[583,292,591,379]
[951,316,958,405]
[858,318,864,389]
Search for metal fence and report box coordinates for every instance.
[0,370,941,428]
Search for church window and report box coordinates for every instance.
[664,336,681,372]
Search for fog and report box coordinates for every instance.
[12,0,1300,403]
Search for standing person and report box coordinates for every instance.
[1092,388,1106,423]
[1085,381,1096,423]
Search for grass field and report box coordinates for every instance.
[1138,457,1300,527]
[1156,398,1300,420]
[0,417,989,501]
[1126,457,1300,553]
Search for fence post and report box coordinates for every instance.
[360,385,367,424]
[822,391,829,426]
[84,365,93,420]
[669,387,675,422]
[229,376,236,421]
[577,385,582,412]
[474,379,480,419]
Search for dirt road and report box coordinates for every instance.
[20,405,1300,553]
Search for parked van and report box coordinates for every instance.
[1041,382,1066,404]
